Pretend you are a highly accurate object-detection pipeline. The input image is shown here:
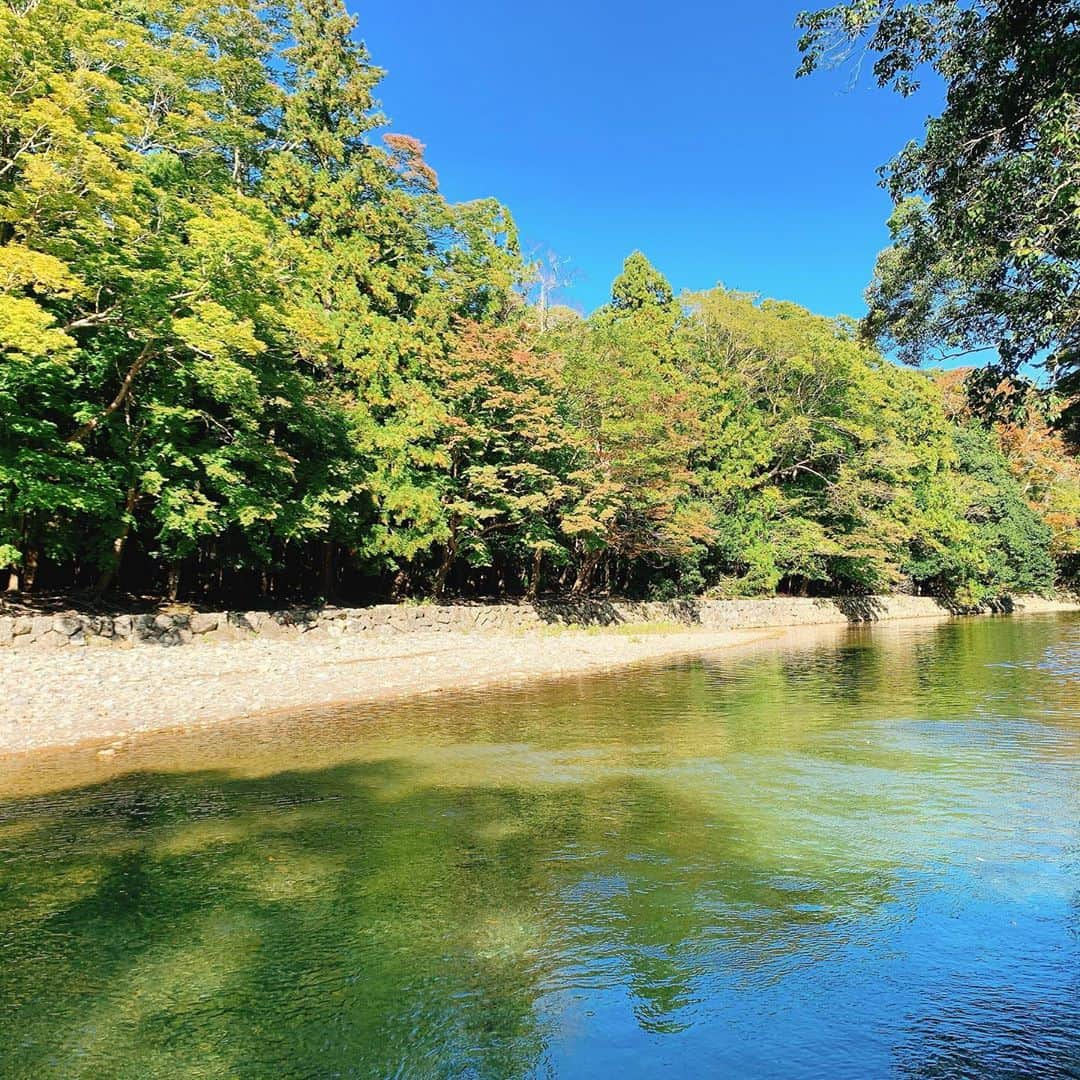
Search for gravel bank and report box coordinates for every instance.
[2,601,1076,756]
[1,624,789,754]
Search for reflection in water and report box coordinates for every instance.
[0,615,1078,1078]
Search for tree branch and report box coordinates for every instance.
[66,340,154,444]
[62,306,117,332]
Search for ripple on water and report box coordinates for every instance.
[0,612,1078,1078]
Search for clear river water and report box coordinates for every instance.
[1,613,1078,1078]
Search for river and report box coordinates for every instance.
[1,613,1077,1077]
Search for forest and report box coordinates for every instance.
[1,0,1077,606]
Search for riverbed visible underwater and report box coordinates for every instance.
[1,613,1077,1078]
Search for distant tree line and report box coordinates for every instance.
[0,0,1076,606]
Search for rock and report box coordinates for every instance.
[213,617,245,642]
[12,616,32,636]
[37,630,68,649]
[53,614,82,636]
[290,610,319,634]
[154,613,175,632]
[31,616,52,640]
[83,616,112,637]
[224,611,260,634]
[259,619,298,641]
[0,618,12,647]
[112,615,132,638]
[190,612,219,634]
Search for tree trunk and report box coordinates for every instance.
[320,540,336,600]
[6,513,24,591]
[94,486,138,596]
[571,550,602,596]
[526,547,543,600]
[433,517,459,598]
[23,546,38,593]
[93,545,124,598]
[67,341,154,445]
[166,563,181,602]
[433,540,456,598]
[558,562,572,591]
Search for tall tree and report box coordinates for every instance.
[557,255,707,594]
[797,0,1080,434]
[419,321,570,597]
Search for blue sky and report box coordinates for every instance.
[359,0,940,319]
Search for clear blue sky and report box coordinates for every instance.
[359,0,940,319]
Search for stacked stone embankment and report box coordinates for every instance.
[1,593,1072,651]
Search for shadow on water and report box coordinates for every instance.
[0,757,907,1078]
[0,613,1077,1078]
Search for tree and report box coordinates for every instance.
[556,256,708,595]
[681,290,923,594]
[0,0,526,600]
[796,0,1080,435]
[523,246,578,333]
[419,323,570,596]
[935,369,1080,584]
[0,0,1066,605]
[0,0,289,593]
[904,425,1055,603]
[610,251,677,313]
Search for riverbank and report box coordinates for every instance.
[1,624,785,755]
[1,593,1077,756]
[2,591,1073,651]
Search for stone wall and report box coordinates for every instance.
[1,592,1073,651]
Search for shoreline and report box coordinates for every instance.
[2,598,1077,761]
[3,623,786,758]
[3,591,1070,652]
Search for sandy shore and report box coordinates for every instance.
[2,601,1076,757]
[1,623,795,755]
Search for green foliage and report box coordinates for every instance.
[0,0,1067,603]
[0,0,517,597]
[555,256,707,593]
[903,426,1056,602]
[796,0,1080,434]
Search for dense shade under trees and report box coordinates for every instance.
[0,0,1075,606]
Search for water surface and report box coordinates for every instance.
[2,614,1078,1078]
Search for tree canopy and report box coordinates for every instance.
[796,0,1080,433]
[0,0,1073,605]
